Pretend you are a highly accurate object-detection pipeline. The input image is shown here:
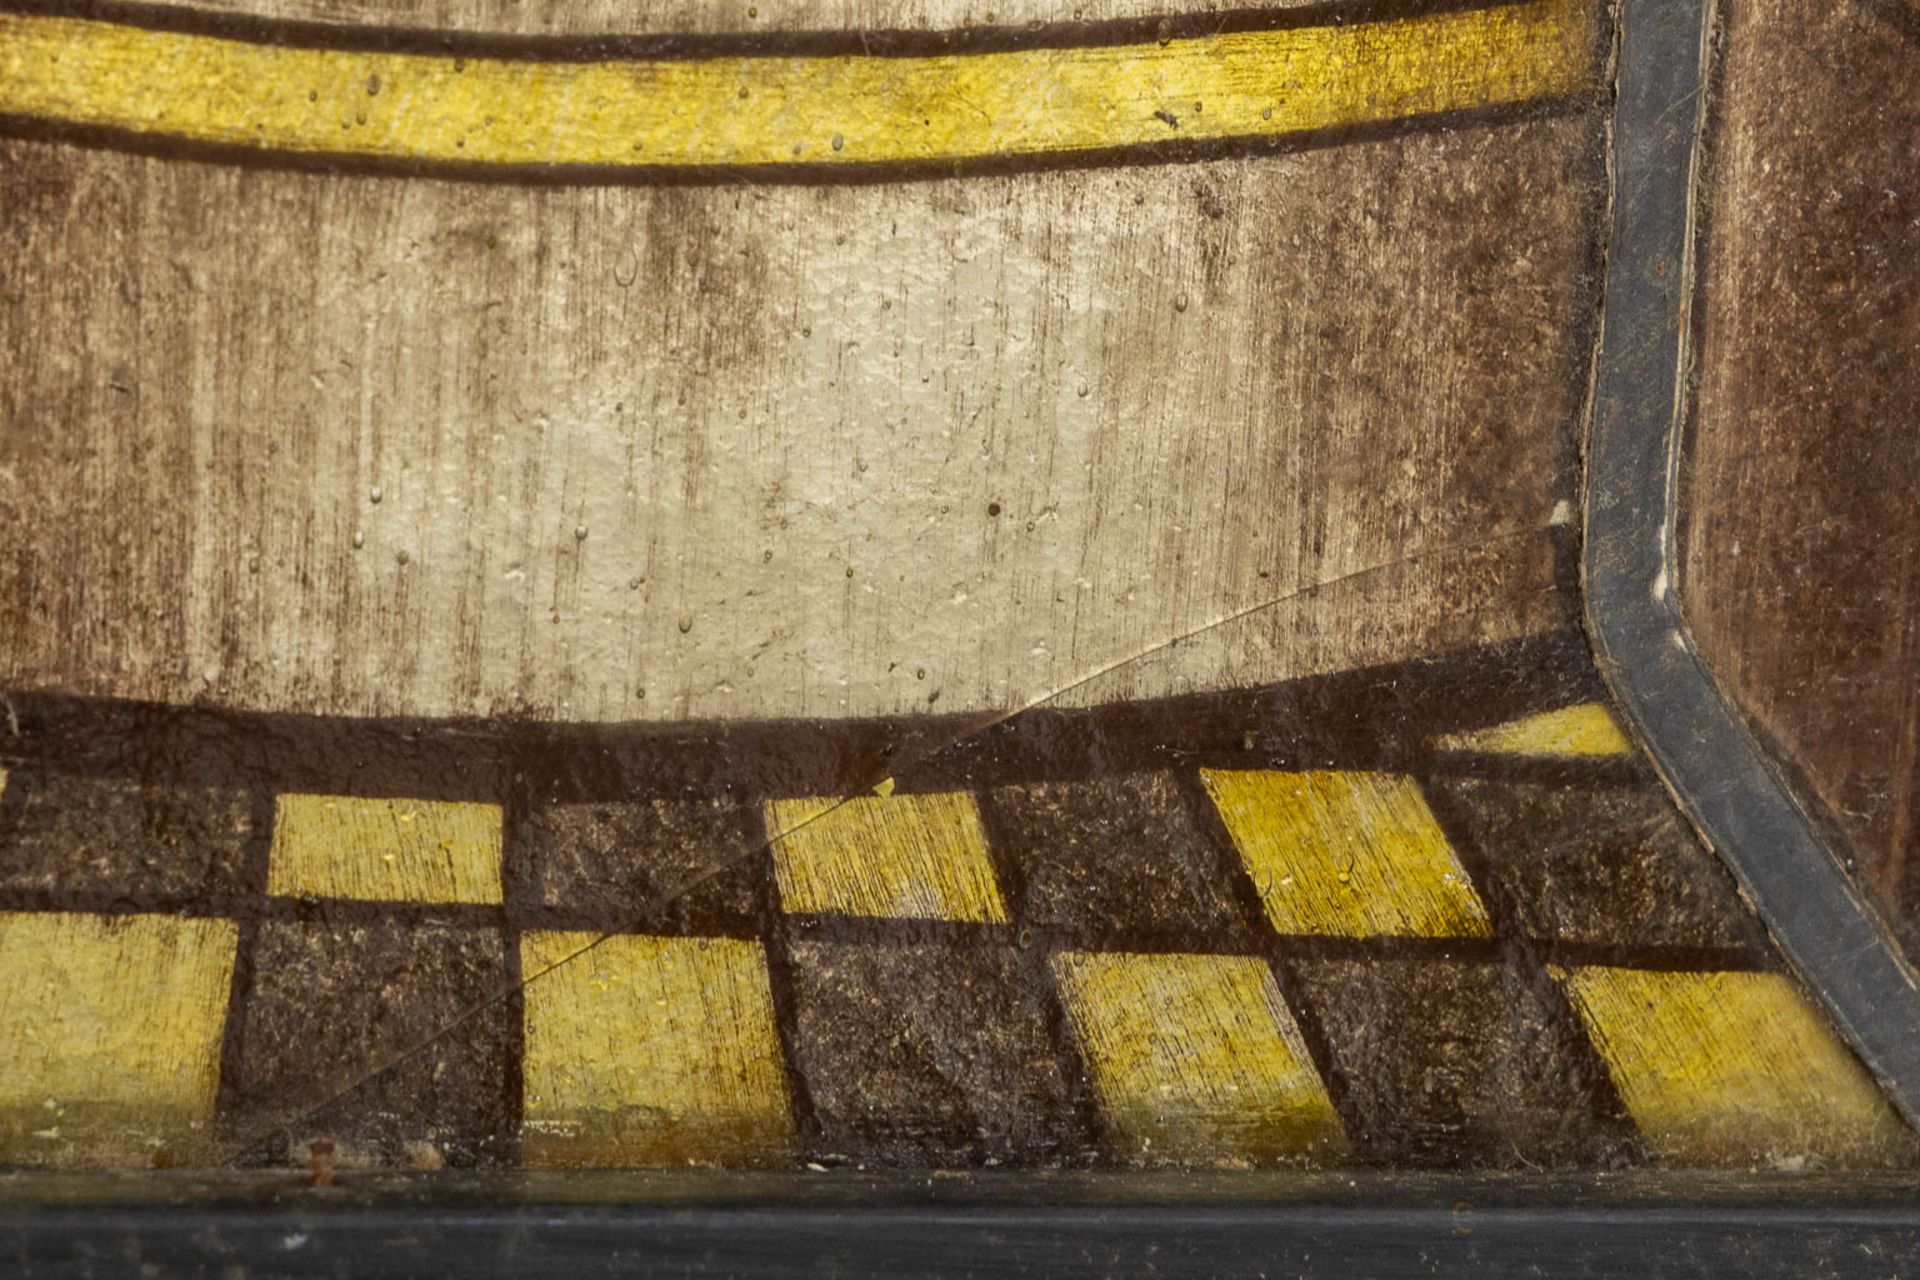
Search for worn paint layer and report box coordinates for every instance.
[0,643,1908,1168]
[1431,777,1768,949]
[785,938,1088,1163]
[1296,955,1628,1164]
[223,919,515,1164]
[1684,0,1920,955]
[0,771,254,899]
[1,0,1911,1176]
[520,796,763,935]
[983,772,1245,940]
[0,115,1597,725]
[0,0,1598,171]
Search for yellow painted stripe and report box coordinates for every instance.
[0,912,237,1168]
[1200,769,1491,938]
[1052,950,1346,1163]
[520,931,794,1168]
[0,0,1597,170]
[1556,966,1912,1167]
[765,791,1007,921]
[268,793,503,904]
[1434,702,1632,757]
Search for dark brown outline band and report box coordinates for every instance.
[0,628,1618,804]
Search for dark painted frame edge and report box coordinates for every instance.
[5,1199,1920,1276]
[1580,0,1920,1121]
[6,1172,1920,1276]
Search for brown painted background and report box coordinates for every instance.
[1684,0,1920,951]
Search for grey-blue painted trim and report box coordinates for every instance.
[1582,0,1920,1123]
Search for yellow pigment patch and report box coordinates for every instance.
[267,793,503,904]
[1557,966,1912,1166]
[0,911,237,1167]
[0,0,1598,171]
[1199,769,1490,938]
[1435,702,1632,757]
[765,791,1006,921]
[1053,950,1344,1163]
[519,931,794,1167]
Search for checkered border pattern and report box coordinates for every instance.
[0,630,1890,1170]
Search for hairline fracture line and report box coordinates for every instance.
[222,519,1559,1161]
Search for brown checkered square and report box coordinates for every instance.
[0,769,255,899]
[220,918,515,1164]
[1289,954,1629,1165]
[982,772,1247,944]
[516,795,764,934]
[1426,778,1767,950]
[783,936,1091,1164]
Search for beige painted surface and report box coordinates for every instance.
[0,89,1598,725]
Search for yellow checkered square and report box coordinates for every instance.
[1557,966,1911,1166]
[1052,950,1345,1163]
[268,793,503,904]
[1434,703,1631,757]
[0,911,237,1167]
[520,931,794,1167]
[764,791,1006,921]
[1200,769,1489,938]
